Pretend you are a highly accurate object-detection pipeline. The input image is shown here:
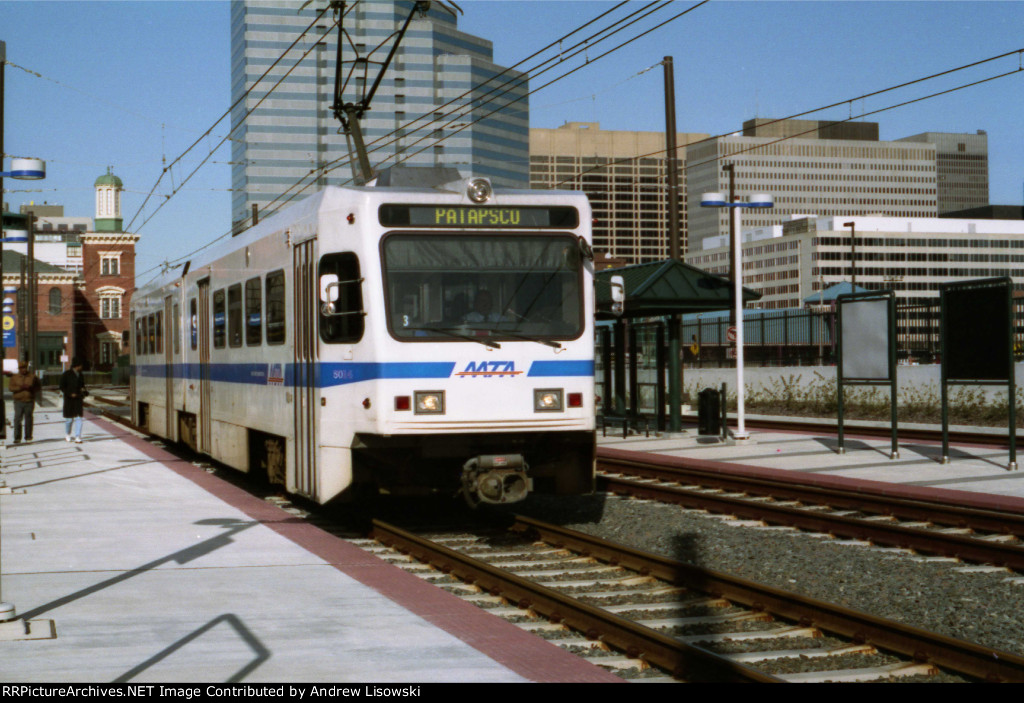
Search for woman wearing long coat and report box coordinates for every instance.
[60,357,87,443]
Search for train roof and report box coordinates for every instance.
[134,181,589,303]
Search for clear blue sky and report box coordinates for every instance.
[2,0,1023,285]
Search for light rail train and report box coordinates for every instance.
[130,172,596,505]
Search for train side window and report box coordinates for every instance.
[173,304,181,355]
[266,270,285,345]
[189,298,197,350]
[155,311,163,355]
[318,253,364,344]
[228,283,243,348]
[213,289,226,349]
[136,317,144,356]
[147,314,155,354]
[245,277,262,346]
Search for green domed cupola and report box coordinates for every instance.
[94,166,123,232]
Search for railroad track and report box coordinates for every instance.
[359,514,1024,682]
[597,449,1024,572]
[89,405,1024,681]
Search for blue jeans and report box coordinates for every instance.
[65,416,83,439]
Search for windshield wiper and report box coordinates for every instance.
[498,331,562,349]
[414,326,501,349]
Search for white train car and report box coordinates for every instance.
[131,174,595,505]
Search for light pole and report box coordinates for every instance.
[844,221,856,286]
[0,162,45,442]
[700,190,774,441]
[1,40,48,636]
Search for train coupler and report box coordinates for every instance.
[461,454,531,507]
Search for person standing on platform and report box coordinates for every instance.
[9,360,41,444]
[60,357,88,443]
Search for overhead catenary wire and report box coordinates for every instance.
[553,47,1024,188]
[139,0,689,277]
[126,16,344,235]
[134,21,1020,281]
[256,0,702,223]
[124,3,341,233]
[378,1,710,185]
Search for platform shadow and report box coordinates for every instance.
[18,518,259,621]
[114,612,270,683]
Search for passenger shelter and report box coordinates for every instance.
[594,259,761,433]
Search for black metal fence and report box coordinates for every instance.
[595,299,1024,421]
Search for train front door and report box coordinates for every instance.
[293,239,319,499]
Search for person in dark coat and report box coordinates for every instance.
[9,360,41,444]
[60,357,88,443]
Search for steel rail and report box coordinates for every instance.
[601,472,1024,572]
[597,453,1024,570]
[598,450,1024,528]
[370,518,783,683]
[598,450,1024,532]
[510,515,1024,683]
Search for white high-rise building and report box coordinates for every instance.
[686,215,1024,310]
[230,0,529,230]
[685,127,939,252]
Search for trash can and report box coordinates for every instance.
[698,387,721,436]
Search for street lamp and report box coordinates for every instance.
[844,221,856,286]
[700,190,774,441]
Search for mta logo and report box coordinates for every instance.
[455,361,522,378]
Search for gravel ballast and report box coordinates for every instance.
[509,492,1024,658]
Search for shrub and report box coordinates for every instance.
[691,377,1024,428]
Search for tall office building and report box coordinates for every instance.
[686,214,1024,310]
[686,119,940,249]
[530,122,708,264]
[230,0,529,230]
[897,131,989,214]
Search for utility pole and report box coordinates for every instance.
[723,163,736,327]
[663,56,682,433]
[27,213,35,373]
[663,57,681,261]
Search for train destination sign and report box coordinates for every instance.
[379,204,578,229]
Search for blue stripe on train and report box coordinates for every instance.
[132,360,593,385]
[526,360,595,377]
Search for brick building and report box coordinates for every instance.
[1,170,137,372]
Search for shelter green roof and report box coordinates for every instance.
[594,259,761,319]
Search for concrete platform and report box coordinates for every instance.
[599,415,1024,510]
[0,397,621,683]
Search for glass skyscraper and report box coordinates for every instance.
[230,0,529,230]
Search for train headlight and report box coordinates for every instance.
[414,391,445,415]
[533,388,564,413]
[467,178,492,203]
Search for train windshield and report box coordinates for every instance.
[382,233,584,343]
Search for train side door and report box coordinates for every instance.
[129,311,136,426]
[293,239,319,499]
[197,278,212,454]
[164,295,174,439]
